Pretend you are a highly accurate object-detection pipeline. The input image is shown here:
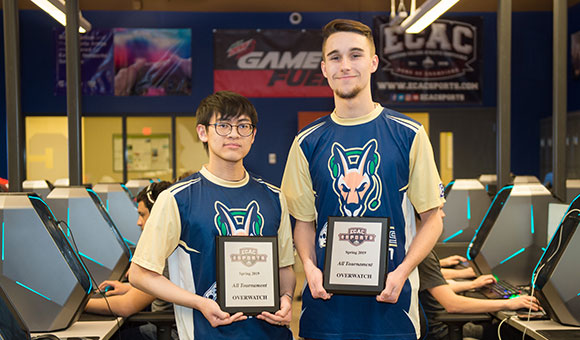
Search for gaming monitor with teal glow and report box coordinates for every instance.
[0,193,91,332]
[467,180,558,286]
[533,194,580,326]
[440,179,491,243]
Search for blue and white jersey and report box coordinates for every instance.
[281,105,445,339]
[133,167,294,340]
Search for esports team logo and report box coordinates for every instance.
[230,247,267,267]
[214,200,264,236]
[328,140,382,217]
[338,227,376,247]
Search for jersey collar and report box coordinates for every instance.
[200,166,249,188]
[330,103,383,126]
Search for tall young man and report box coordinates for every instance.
[129,91,295,340]
[281,19,445,339]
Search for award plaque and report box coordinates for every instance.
[216,236,280,315]
[323,216,389,295]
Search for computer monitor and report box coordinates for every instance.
[0,283,30,340]
[533,194,580,326]
[125,179,154,198]
[440,179,491,243]
[22,180,54,200]
[466,182,559,286]
[0,193,91,332]
[92,183,140,247]
[46,187,132,285]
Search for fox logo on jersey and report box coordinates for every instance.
[328,140,382,217]
[214,200,264,236]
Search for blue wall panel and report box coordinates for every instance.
[0,9,569,184]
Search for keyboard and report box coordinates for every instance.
[479,280,523,299]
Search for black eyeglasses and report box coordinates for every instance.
[208,122,255,137]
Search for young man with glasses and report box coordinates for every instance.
[281,19,445,339]
[129,91,295,340]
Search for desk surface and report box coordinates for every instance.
[31,318,123,340]
[495,311,580,340]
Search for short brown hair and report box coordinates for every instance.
[322,19,376,59]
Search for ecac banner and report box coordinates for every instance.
[214,29,332,98]
[373,16,483,104]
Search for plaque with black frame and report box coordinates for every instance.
[323,216,389,295]
[216,236,280,315]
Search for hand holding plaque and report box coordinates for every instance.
[323,216,389,295]
[216,236,280,315]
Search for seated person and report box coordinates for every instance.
[85,181,174,340]
[419,250,541,340]
[438,254,477,280]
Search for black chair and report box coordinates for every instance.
[125,311,176,340]
[433,312,491,340]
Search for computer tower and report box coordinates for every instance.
[440,179,491,243]
[92,183,140,247]
[46,187,131,285]
[478,174,499,197]
[22,180,54,200]
[0,193,91,332]
[467,180,559,286]
[533,194,580,326]
[125,179,153,198]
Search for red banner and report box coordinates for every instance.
[214,30,332,98]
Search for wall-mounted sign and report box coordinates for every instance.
[214,29,332,98]
[373,16,483,105]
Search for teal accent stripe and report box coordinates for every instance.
[67,207,71,237]
[466,185,514,261]
[500,248,526,265]
[445,180,455,190]
[28,196,58,221]
[2,222,4,261]
[123,238,136,246]
[16,281,51,301]
[530,204,535,234]
[87,189,105,206]
[106,199,109,212]
[467,196,471,220]
[79,252,106,267]
[443,229,464,243]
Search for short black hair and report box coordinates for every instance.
[195,91,258,151]
[322,19,376,59]
[136,181,172,211]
